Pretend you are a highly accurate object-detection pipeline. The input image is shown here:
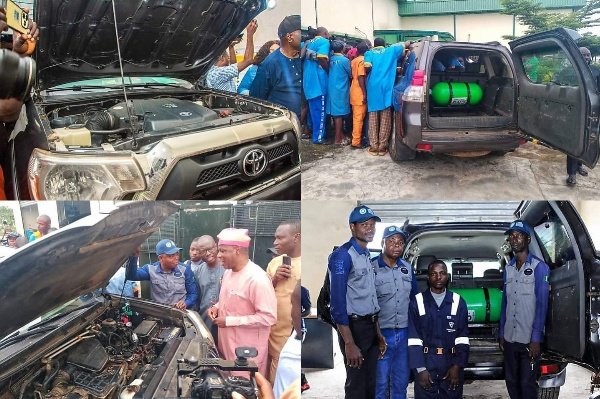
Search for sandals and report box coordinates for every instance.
[378,149,388,156]
[367,147,379,156]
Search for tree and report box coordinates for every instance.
[501,0,600,56]
[0,206,16,234]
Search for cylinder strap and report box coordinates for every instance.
[483,287,491,323]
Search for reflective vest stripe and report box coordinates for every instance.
[455,337,470,345]
[451,293,460,316]
[416,293,425,316]
[408,338,423,346]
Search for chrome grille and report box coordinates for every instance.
[196,161,239,186]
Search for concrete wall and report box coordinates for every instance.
[234,0,300,56]
[300,0,402,42]
[302,200,357,304]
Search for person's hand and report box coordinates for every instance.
[498,337,504,352]
[246,19,257,36]
[133,246,141,257]
[442,364,461,390]
[230,36,242,47]
[377,333,387,359]
[529,341,541,359]
[272,264,292,285]
[12,7,38,56]
[231,372,274,399]
[344,341,363,368]
[213,316,226,328]
[417,369,433,390]
[0,8,8,32]
[174,300,187,310]
[207,306,218,320]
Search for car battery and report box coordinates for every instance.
[133,320,158,345]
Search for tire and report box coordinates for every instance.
[389,113,416,162]
[538,387,560,399]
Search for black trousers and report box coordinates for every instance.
[504,341,539,399]
[567,155,582,175]
[337,318,379,399]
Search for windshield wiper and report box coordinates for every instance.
[0,326,55,351]
[46,85,116,93]
[0,302,97,350]
[24,302,98,330]
[122,82,186,89]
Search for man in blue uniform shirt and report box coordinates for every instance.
[126,239,197,310]
[408,259,469,399]
[329,205,386,399]
[374,226,418,399]
[499,220,550,399]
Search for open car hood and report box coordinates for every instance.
[0,201,179,340]
[34,0,266,90]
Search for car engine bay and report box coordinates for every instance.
[40,92,280,153]
[0,298,230,399]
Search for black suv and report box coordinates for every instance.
[391,28,600,171]
[365,201,599,398]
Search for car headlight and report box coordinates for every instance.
[284,110,301,139]
[28,149,146,200]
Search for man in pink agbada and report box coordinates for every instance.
[208,228,277,376]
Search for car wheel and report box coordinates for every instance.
[389,128,416,162]
[538,387,560,399]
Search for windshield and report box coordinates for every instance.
[46,76,193,96]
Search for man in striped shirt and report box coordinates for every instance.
[205,20,257,92]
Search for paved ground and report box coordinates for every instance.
[303,332,593,398]
[300,140,600,200]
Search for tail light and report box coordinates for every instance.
[403,70,425,103]
[416,143,432,152]
[540,363,560,375]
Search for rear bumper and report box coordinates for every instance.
[418,130,522,153]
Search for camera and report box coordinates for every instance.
[191,369,257,399]
[0,47,36,101]
[179,347,259,399]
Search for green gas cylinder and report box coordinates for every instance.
[431,82,483,106]
[453,288,502,323]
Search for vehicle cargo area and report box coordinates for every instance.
[427,49,515,130]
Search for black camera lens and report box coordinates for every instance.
[0,49,36,101]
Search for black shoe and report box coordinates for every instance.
[577,166,588,177]
[566,174,577,186]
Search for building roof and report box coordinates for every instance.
[397,0,585,16]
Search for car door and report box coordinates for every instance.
[517,200,600,371]
[509,28,600,168]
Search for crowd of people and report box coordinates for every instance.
[114,220,302,398]
[327,205,549,399]
[206,15,302,119]
[301,27,411,156]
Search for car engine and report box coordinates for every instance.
[44,95,271,152]
[1,302,219,399]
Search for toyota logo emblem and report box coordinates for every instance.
[242,149,267,177]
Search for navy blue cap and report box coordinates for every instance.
[505,220,531,236]
[382,225,408,241]
[349,205,381,224]
[156,239,181,255]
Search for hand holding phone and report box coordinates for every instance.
[282,256,292,268]
[4,0,29,34]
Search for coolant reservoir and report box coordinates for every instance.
[453,288,502,323]
[431,81,483,106]
[50,126,92,147]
